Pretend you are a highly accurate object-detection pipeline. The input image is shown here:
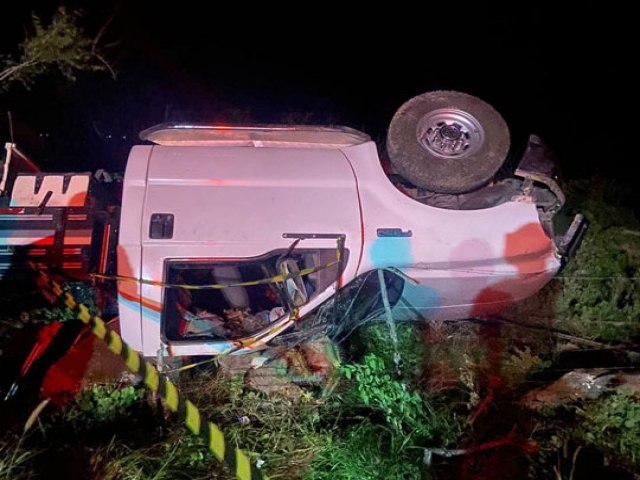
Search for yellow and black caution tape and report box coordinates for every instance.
[89,236,345,290]
[89,260,339,290]
[34,268,270,480]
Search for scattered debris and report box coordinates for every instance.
[216,335,338,400]
[423,428,538,465]
[521,368,640,410]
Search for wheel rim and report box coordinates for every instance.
[416,108,485,159]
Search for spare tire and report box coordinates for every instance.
[387,90,510,194]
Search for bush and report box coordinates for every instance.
[341,353,457,443]
[71,384,145,424]
[575,387,640,467]
[348,323,425,382]
[556,181,640,341]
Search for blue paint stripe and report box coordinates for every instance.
[118,293,161,323]
[369,237,413,268]
[0,230,55,237]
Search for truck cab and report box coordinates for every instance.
[117,122,582,357]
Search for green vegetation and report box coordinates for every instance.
[35,282,100,324]
[501,347,551,387]
[0,323,462,479]
[303,323,462,478]
[2,315,637,478]
[0,400,49,480]
[72,384,145,424]
[200,374,330,477]
[575,388,640,467]
[1,6,113,91]
[94,432,216,480]
[348,322,425,378]
[555,179,640,341]
[310,342,460,480]
[0,438,35,480]
[307,422,423,480]
[531,388,640,478]
[342,353,457,442]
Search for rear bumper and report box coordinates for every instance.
[515,135,587,259]
[557,213,588,262]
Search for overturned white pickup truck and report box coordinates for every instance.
[1,91,585,358]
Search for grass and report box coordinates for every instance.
[0,400,49,480]
[0,437,35,480]
[2,317,637,479]
[306,422,423,480]
[0,322,463,479]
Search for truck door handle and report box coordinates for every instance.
[149,213,174,239]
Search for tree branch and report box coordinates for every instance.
[0,59,39,83]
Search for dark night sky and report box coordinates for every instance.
[0,2,634,180]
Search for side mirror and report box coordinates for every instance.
[277,257,308,307]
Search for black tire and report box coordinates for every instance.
[387,90,510,194]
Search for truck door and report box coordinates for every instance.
[138,145,363,357]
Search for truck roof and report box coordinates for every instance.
[139,123,371,148]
